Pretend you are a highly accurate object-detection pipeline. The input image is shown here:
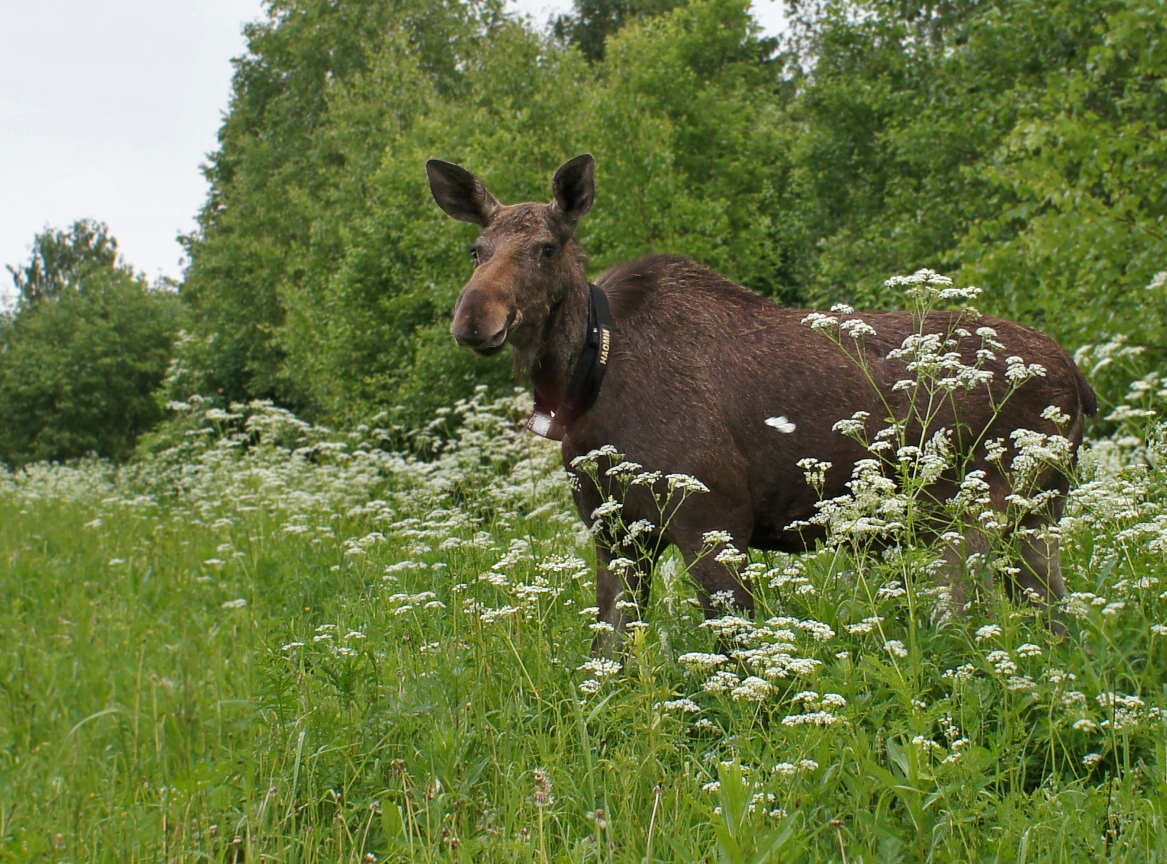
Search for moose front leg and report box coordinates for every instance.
[592,538,662,658]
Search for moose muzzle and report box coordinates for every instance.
[451,284,520,355]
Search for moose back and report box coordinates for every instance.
[427,154,1096,654]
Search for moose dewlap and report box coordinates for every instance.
[427,154,1097,655]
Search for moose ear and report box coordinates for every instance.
[426,159,500,226]
[551,154,595,230]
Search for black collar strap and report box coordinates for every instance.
[528,282,613,440]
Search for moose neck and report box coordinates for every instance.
[525,272,592,410]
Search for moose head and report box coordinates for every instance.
[427,155,596,372]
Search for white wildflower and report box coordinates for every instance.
[702,671,742,693]
[832,412,870,437]
[846,616,884,635]
[731,676,774,702]
[666,474,710,494]
[985,650,1017,675]
[678,652,730,671]
[840,318,877,339]
[605,460,644,477]
[578,658,622,678]
[884,640,908,658]
[802,312,839,331]
[782,711,845,727]
[912,736,943,754]
[877,582,907,599]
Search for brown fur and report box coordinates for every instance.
[428,155,1097,655]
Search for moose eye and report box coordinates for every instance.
[541,243,557,259]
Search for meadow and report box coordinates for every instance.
[2,354,1167,862]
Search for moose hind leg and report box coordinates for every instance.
[592,538,662,658]
[1010,507,1069,636]
[676,528,754,621]
[938,520,993,616]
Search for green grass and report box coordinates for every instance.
[2,391,1166,862]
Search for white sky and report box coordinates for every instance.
[0,0,786,308]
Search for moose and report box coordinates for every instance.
[427,154,1096,654]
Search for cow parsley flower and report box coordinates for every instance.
[578,658,621,678]
[840,318,877,339]
[666,474,710,494]
[679,652,729,670]
[985,650,1018,675]
[701,530,734,546]
[802,312,839,331]
[703,671,742,693]
[782,710,845,727]
[831,412,870,437]
[731,676,774,701]
[884,640,908,658]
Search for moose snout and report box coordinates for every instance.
[450,287,518,354]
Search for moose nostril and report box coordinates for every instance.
[456,330,489,348]
[454,323,508,349]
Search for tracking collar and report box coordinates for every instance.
[528,282,613,440]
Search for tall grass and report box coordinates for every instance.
[2,368,1166,860]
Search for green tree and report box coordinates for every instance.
[583,0,792,296]
[773,0,1166,383]
[181,0,510,413]
[0,225,185,467]
[959,0,1167,349]
[7,219,120,305]
[552,0,688,61]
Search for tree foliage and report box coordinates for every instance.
[177,0,1166,431]
[7,219,121,305]
[0,224,185,467]
[552,0,689,60]
[786,0,1166,340]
